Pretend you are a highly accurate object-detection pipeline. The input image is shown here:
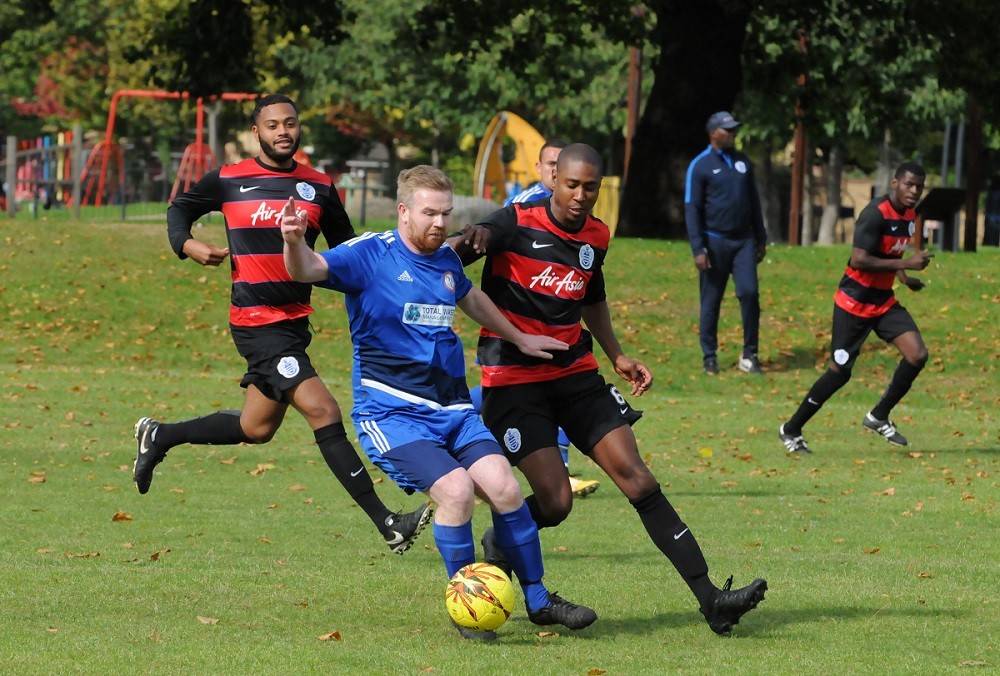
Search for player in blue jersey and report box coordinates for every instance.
[281,165,596,641]
[503,138,566,206]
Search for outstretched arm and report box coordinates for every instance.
[581,301,653,396]
[280,197,329,282]
[457,287,567,359]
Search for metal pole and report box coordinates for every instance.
[360,169,368,228]
[71,124,82,219]
[5,136,15,217]
[940,119,951,186]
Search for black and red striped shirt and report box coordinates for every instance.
[835,195,915,318]
[167,158,353,327]
[473,200,610,386]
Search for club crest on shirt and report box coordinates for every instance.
[735,161,747,173]
[503,428,522,453]
[908,221,915,237]
[443,271,455,292]
[579,244,595,270]
[296,182,316,201]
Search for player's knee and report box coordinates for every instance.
[539,503,571,528]
[828,365,852,384]
[241,424,276,444]
[432,472,476,511]
[488,473,524,513]
[909,348,928,369]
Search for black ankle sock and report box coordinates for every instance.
[315,423,391,530]
[630,488,713,606]
[785,368,851,434]
[870,359,923,420]
[153,410,250,450]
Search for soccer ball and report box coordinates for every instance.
[445,562,516,631]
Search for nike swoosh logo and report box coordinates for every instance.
[385,531,404,545]
[532,242,554,249]
[713,168,722,174]
[239,185,260,193]
[807,397,819,406]
[620,407,629,415]
[350,467,364,477]
[139,431,151,455]
[674,527,689,540]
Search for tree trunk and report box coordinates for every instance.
[757,137,781,243]
[817,144,844,245]
[801,135,815,246]
[618,2,749,238]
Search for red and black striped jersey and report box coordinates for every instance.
[835,195,915,318]
[167,158,353,327]
[473,201,610,386]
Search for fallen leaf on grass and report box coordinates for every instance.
[958,660,988,667]
[197,616,219,625]
[259,538,271,544]
[219,457,238,465]
[150,548,171,561]
[876,487,896,496]
[588,670,608,675]
[47,626,57,634]
[720,481,738,488]
[288,484,306,492]
[537,631,560,638]
[65,552,100,558]
[28,473,46,484]
[169,487,184,494]
[698,447,713,458]
[552,545,568,552]
[112,510,132,522]
[917,572,933,578]
[318,631,342,641]
[864,547,881,555]
[961,492,975,502]
[906,452,923,458]
[249,463,275,477]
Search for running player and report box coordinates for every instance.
[779,162,932,454]
[132,94,431,553]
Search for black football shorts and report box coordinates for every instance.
[230,317,319,402]
[830,302,919,370]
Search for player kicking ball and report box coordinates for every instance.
[282,166,595,640]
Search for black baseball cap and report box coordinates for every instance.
[706,111,741,132]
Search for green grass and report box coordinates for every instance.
[1,218,996,674]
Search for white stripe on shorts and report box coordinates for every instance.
[360,378,474,412]
[359,419,392,455]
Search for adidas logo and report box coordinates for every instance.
[397,270,414,282]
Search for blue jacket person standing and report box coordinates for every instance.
[684,111,767,375]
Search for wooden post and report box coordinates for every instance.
[71,124,82,219]
[963,99,982,252]
[788,24,809,245]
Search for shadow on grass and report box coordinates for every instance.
[765,347,824,373]
[494,602,965,643]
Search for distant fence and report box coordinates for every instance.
[4,126,83,218]
[3,126,180,221]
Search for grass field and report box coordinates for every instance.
[1,217,996,674]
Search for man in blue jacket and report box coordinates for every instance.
[685,111,767,375]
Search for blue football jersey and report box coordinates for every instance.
[317,230,475,415]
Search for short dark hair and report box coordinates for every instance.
[556,143,602,175]
[895,161,925,179]
[539,138,568,161]
[397,165,453,207]
[252,94,297,125]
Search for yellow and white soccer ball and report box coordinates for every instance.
[445,562,516,631]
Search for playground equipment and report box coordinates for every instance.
[473,111,621,232]
[473,111,545,203]
[3,126,83,217]
[79,89,258,206]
